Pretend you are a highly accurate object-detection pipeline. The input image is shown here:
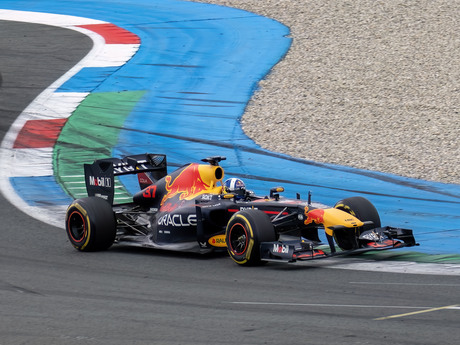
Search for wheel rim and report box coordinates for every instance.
[229,223,248,255]
[68,211,87,243]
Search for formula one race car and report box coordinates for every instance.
[65,153,418,265]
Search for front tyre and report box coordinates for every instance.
[334,196,381,230]
[225,209,276,266]
[334,196,381,250]
[65,196,116,251]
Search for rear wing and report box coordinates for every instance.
[84,153,167,204]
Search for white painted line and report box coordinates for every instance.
[3,148,54,177]
[0,9,106,26]
[26,92,89,119]
[228,301,433,309]
[85,44,140,67]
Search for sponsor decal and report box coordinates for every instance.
[94,193,108,200]
[112,161,150,174]
[200,194,213,201]
[240,206,258,210]
[200,202,222,209]
[138,172,154,188]
[113,163,135,174]
[157,213,197,227]
[208,235,227,247]
[273,243,290,254]
[138,175,150,184]
[88,175,112,187]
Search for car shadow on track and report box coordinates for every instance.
[106,245,336,271]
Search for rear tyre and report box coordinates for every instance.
[225,209,276,266]
[334,196,381,250]
[65,196,116,251]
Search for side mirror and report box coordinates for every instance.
[270,187,284,201]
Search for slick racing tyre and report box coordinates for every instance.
[225,209,276,266]
[334,196,381,250]
[65,196,116,251]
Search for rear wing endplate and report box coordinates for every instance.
[84,153,167,204]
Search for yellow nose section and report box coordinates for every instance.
[322,208,364,236]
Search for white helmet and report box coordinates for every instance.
[223,178,246,199]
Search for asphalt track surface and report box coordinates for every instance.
[1,19,460,345]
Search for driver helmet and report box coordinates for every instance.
[223,178,246,199]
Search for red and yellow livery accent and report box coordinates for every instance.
[161,163,223,205]
[304,208,363,236]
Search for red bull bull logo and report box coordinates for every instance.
[304,208,325,226]
[161,164,211,205]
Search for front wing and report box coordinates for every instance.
[260,226,418,263]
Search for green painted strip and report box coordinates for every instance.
[53,90,146,201]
